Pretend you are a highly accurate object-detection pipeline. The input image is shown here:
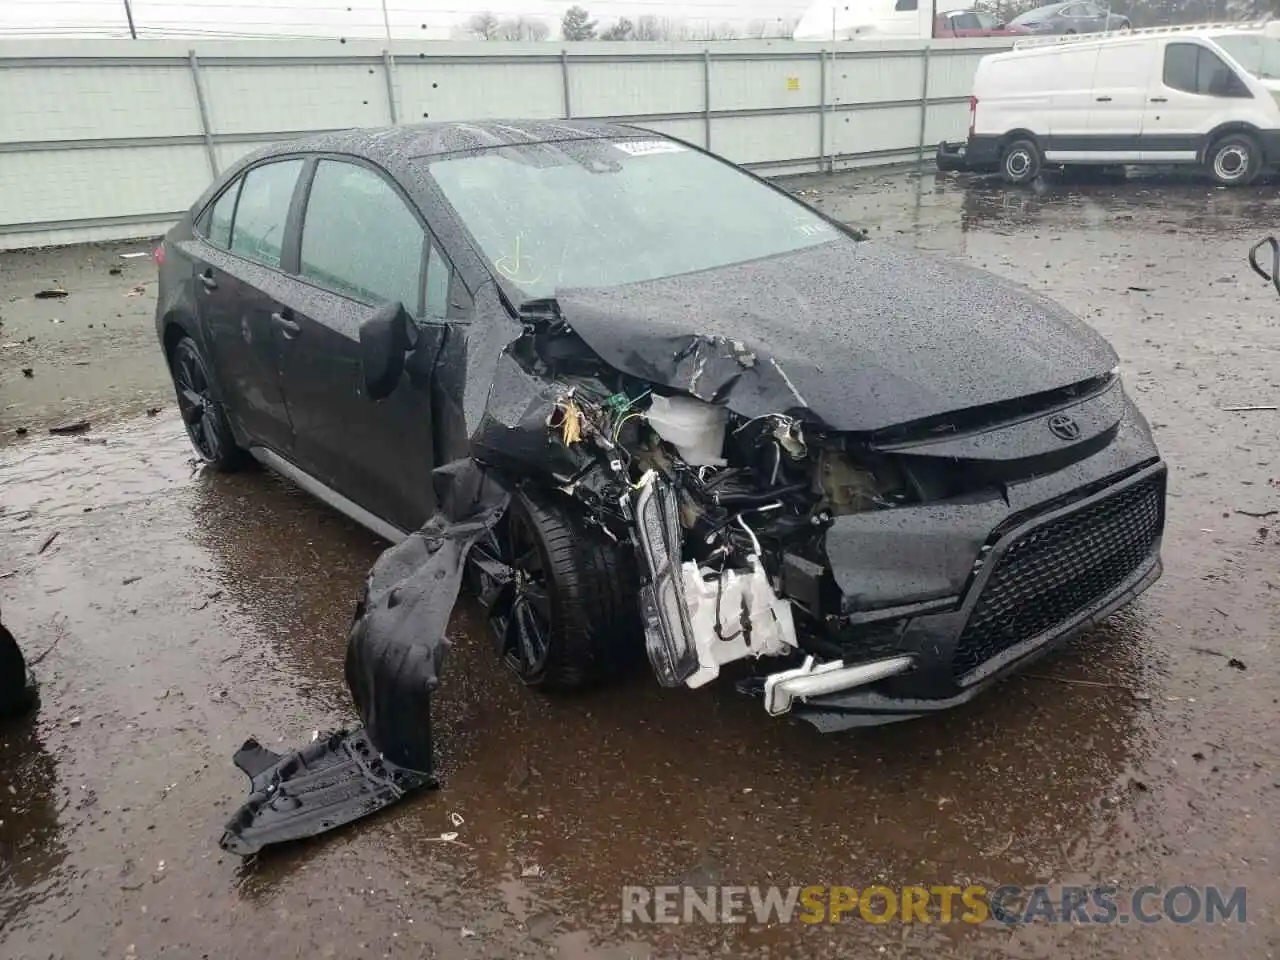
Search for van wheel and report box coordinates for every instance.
[1207,133,1262,187]
[1001,139,1042,185]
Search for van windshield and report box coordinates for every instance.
[1211,33,1280,80]
[422,138,841,300]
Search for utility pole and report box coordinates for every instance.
[380,0,393,46]
[122,0,137,39]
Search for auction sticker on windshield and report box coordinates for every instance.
[614,140,687,155]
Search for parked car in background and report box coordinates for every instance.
[937,22,1280,185]
[1010,1,1131,34]
[935,9,1029,37]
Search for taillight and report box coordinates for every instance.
[153,244,166,267]
[969,96,978,137]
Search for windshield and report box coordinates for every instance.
[423,138,841,299]
[1211,33,1280,79]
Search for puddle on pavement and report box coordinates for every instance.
[0,170,1277,958]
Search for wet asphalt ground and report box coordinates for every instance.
[1,167,1278,958]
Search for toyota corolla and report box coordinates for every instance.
[155,120,1166,750]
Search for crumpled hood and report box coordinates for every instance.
[553,239,1118,433]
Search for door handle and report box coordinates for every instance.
[1149,96,1168,102]
[1095,96,1112,102]
[199,269,218,291]
[271,311,301,338]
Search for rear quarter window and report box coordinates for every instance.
[202,182,240,249]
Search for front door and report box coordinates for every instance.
[1141,41,1252,161]
[192,158,306,456]
[275,158,449,533]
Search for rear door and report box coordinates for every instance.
[1141,41,1253,160]
[1081,39,1157,161]
[191,158,306,455]
[273,157,457,532]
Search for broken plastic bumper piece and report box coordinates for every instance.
[763,654,915,716]
[219,729,436,856]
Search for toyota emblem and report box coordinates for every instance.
[1047,414,1081,441]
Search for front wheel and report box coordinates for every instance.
[1001,138,1042,185]
[169,336,248,471]
[1207,133,1262,187]
[469,490,638,690]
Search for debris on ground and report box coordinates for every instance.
[34,288,69,300]
[1228,658,1247,670]
[146,407,161,416]
[49,421,91,435]
[1235,508,1278,518]
[21,368,33,378]
[1222,405,1277,412]
[125,286,146,298]
[37,531,59,554]
[108,267,122,276]
[119,252,150,259]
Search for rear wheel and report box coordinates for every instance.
[169,336,248,471]
[1206,133,1262,187]
[1001,138,1042,185]
[469,490,637,690]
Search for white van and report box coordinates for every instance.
[936,21,1280,186]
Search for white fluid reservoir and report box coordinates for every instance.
[646,395,728,466]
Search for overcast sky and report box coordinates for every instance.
[2,0,815,40]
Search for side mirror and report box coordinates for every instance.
[359,301,418,401]
[996,20,1006,28]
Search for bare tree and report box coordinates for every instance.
[466,11,500,39]
[600,16,634,40]
[495,16,549,40]
[633,15,663,39]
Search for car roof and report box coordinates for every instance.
[1014,1,1068,15]
[249,119,648,167]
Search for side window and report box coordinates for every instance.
[1164,43,1250,97]
[300,160,425,314]
[894,0,918,10]
[203,181,240,249]
[955,12,982,29]
[425,245,451,319]
[230,159,304,268]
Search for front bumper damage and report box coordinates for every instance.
[220,289,1166,854]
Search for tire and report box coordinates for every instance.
[169,336,248,471]
[0,619,34,719]
[1206,133,1262,187]
[470,490,638,690]
[1001,138,1042,185]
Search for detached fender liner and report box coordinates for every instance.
[220,459,510,856]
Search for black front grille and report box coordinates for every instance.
[951,472,1164,679]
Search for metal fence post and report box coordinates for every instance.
[703,48,712,151]
[917,44,932,165]
[383,49,399,124]
[188,50,219,179]
[561,49,572,119]
[818,49,827,173]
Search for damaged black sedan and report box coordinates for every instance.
[156,120,1166,740]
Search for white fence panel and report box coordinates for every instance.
[0,37,1012,250]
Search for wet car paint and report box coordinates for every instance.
[1,169,1278,958]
